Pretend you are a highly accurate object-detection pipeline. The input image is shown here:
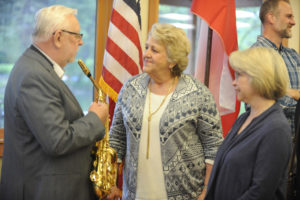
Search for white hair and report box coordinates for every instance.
[32,5,77,42]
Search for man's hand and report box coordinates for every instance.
[88,102,109,124]
[106,186,122,200]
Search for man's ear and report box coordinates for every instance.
[266,12,276,25]
[52,30,63,48]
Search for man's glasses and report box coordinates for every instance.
[61,29,83,40]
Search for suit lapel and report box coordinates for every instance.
[26,45,83,114]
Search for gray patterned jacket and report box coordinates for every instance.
[109,73,223,200]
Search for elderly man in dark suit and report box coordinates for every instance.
[0,5,108,200]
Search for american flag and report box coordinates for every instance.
[99,0,143,114]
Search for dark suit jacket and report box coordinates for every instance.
[0,45,105,200]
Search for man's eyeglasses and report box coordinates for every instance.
[61,29,83,40]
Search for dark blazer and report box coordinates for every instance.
[205,103,292,200]
[0,45,105,200]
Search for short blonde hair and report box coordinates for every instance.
[148,23,191,76]
[32,5,77,42]
[229,47,289,100]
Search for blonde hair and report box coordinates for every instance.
[148,23,191,76]
[32,5,77,42]
[229,47,289,100]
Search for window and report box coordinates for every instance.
[236,5,262,51]
[236,2,262,114]
[0,1,97,128]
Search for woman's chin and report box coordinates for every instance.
[143,66,151,74]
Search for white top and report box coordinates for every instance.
[136,89,172,200]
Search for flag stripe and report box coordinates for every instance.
[108,22,140,64]
[103,51,133,84]
[102,67,123,95]
[106,37,139,75]
[101,0,143,106]
[114,0,140,27]
[107,22,142,74]
[111,8,143,69]
[123,0,142,28]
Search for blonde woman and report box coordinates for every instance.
[205,47,292,200]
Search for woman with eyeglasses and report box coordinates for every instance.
[205,47,292,200]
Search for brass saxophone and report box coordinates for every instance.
[78,59,118,199]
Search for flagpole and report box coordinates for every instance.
[204,27,213,87]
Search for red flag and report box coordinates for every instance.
[191,0,240,136]
[100,0,143,120]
